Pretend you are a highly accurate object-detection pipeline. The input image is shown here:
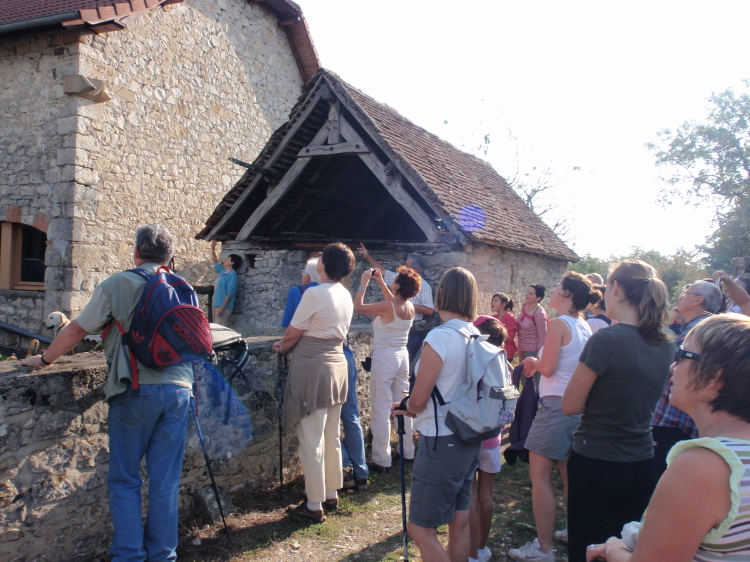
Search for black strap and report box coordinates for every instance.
[595,314,612,325]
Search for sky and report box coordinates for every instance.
[300,0,750,259]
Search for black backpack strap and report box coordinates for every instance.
[429,386,446,450]
[595,314,612,325]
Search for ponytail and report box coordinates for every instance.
[494,292,515,313]
[608,260,670,343]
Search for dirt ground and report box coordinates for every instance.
[178,444,568,562]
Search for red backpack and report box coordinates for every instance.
[105,266,212,389]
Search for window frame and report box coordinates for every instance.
[0,222,46,291]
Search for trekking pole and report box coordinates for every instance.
[190,396,229,534]
[277,353,286,501]
[396,413,409,561]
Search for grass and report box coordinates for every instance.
[179,437,569,561]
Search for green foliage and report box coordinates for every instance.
[568,254,612,280]
[646,80,750,265]
[570,247,708,305]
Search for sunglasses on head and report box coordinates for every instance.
[674,345,701,363]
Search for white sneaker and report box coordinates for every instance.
[507,538,556,562]
[478,546,492,562]
[554,528,568,543]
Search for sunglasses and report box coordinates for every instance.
[674,345,701,363]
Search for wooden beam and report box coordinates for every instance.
[327,101,341,144]
[207,82,331,239]
[339,119,441,243]
[0,222,13,290]
[298,141,370,158]
[236,125,330,240]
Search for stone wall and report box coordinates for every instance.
[0,28,81,335]
[0,291,46,354]
[0,331,375,561]
[221,241,569,337]
[0,0,304,335]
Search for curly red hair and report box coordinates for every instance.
[395,266,421,299]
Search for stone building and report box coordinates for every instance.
[198,69,578,335]
[0,0,319,351]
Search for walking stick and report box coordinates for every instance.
[277,353,287,500]
[190,395,229,534]
[396,413,409,561]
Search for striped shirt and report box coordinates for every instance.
[667,437,750,560]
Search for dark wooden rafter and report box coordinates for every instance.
[323,77,467,244]
[298,142,369,158]
[338,119,442,243]
[206,81,331,239]
[236,125,330,240]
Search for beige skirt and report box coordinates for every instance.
[281,336,348,430]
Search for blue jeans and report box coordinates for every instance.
[340,347,369,480]
[108,384,191,562]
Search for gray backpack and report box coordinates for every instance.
[431,324,519,444]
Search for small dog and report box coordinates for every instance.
[44,311,70,335]
[44,311,102,343]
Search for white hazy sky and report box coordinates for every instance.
[300,0,750,259]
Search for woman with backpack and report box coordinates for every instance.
[561,260,673,562]
[353,266,421,472]
[508,272,596,562]
[392,267,482,562]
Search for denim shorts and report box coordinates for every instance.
[524,396,581,461]
[409,433,480,528]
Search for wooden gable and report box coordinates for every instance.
[200,76,458,245]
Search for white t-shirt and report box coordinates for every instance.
[538,315,591,397]
[413,319,479,436]
[385,269,433,321]
[290,282,353,340]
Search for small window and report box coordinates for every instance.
[0,222,47,291]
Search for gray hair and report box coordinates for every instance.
[691,280,723,314]
[407,253,425,273]
[305,258,320,284]
[135,224,174,264]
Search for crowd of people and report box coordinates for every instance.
[17,226,750,562]
[275,246,750,562]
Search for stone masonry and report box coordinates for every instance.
[221,241,570,336]
[0,0,304,342]
[0,332,375,561]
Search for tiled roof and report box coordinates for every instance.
[0,0,163,26]
[0,0,320,81]
[329,72,577,261]
[200,70,577,261]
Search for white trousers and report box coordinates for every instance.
[295,404,343,502]
[370,347,414,467]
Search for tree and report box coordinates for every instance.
[499,131,579,244]
[646,80,750,269]
[568,247,708,305]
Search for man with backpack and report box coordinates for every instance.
[20,224,206,561]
